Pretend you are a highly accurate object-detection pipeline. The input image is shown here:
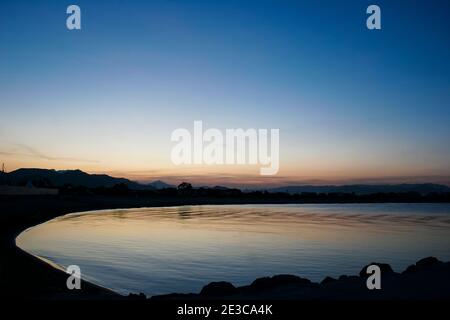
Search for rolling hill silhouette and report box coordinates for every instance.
[147,180,174,189]
[267,184,450,195]
[4,168,154,190]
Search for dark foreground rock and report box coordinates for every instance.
[359,262,395,277]
[153,257,450,300]
[403,256,443,274]
[248,274,312,292]
[320,276,337,285]
[200,282,238,296]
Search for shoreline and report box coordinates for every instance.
[1,194,450,300]
[1,194,319,300]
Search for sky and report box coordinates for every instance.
[0,0,449,187]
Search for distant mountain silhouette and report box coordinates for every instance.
[147,180,174,189]
[2,168,450,195]
[4,168,154,190]
[266,184,450,195]
[196,185,232,190]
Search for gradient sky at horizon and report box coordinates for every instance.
[1,0,449,186]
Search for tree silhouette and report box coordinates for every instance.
[177,182,193,191]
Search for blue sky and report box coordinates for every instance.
[0,0,449,186]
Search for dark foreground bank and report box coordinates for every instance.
[1,194,283,299]
[0,194,170,299]
[152,257,450,300]
[1,194,449,301]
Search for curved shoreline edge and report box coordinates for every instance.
[1,194,450,300]
[0,194,205,300]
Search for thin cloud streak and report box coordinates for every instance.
[1,143,99,164]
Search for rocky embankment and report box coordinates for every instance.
[148,257,450,300]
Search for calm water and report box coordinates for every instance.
[16,204,450,296]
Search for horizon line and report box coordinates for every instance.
[3,167,450,188]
